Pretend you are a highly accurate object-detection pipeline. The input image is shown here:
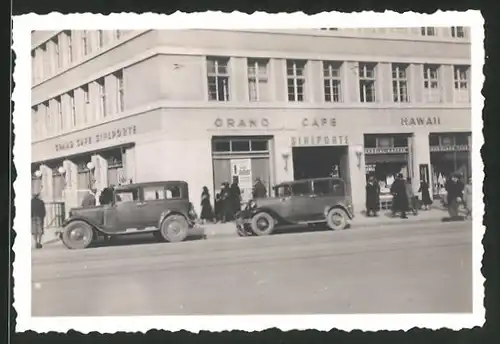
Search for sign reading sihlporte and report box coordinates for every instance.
[291,135,349,147]
[54,125,137,152]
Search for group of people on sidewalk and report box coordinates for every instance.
[365,173,473,220]
[199,177,267,224]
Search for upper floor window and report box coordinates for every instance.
[114,69,125,112]
[451,26,465,38]
[116,30,122,39]
[207,57,230,102]
[55,96,63,131]
[97,30,104,48]
[40,43,50,77]
[82,30,91,55]
[323,61,342,102]
[392,64,409,103]
[453,65,470,103]
[43,101,51,135]
[423,64,441,102]
[359,62,377,103]
[63,30,73,64]
[97,78,107,117]
[421,27,436,36]
[51,36,61,69]
[81,84,89,124]
[247,58,270,102]
[287,60,307,102]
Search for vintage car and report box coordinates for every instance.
[235,177,354,236]
[60,181,201,249]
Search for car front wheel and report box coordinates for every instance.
[160,215,189,243]
[61,220,94,249]
[326,208,349,230]
[250,212,275,236]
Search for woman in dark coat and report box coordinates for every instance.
[365,176,380,217]
[418,179,433,210]
[390,173,409,219]
[200,186,214,224]
[220,182,232,223]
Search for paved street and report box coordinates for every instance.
[32,220,472,316]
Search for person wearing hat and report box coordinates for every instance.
[31,192,46,249]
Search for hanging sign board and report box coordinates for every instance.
[230,159,253,203]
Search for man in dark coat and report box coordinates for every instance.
[445,174,464,219]
[81,187,97,208]
[99,186,114,205]
[31,193,46,249]
[390,173,409,219]
[252,178,267,199]
[365,176,380,217]
[230,176,242,217]
[220,182,232,223]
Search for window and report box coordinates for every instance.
[213,140,231,152]
[323,61,342,102]
[287,60,307,102]
[359,63,376,103]
[451,26,465,38]
[207,57,230,101]
[114,69,125,112]
[454,65,469,90]
[313,180,332,195]
[392,64,409,102]
[231,140,251,152]
[165,185,181,199]
[40,43,50,78]
[248,58,270,101]
[97,78,107,117]
[115,189,139,203]
[275,185,292,198]
[250,140,268,151]
[393,136,408,148]
[52,36,61,69]
[364,135,377,148]
[68,90,76,127]
[423,64,440,102]
[421,27,436,36]
[55,96,63,131]
[82,30,91,55]
[143,187,165,201]
[64,30,73,63]
[291,181,311,196]
[97,30,104,48]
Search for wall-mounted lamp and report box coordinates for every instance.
[57,166,66,175]
[34,169,42,179]
[354,147,363,168]
[282,152,290,172]
[86,161,95,171]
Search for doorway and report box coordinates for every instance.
[292,146,349,180]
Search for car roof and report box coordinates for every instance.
[114,181,188,190]
[275,177,345,188]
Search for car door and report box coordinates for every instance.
[290,180,315,222]
[142,186,169,229]
[310,179,335,220]
[113,187,145,231]
[271,184,295,220]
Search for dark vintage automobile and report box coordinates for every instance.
[60,181,201,249]
[235,177,354,236]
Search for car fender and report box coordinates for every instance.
[158,210,191,228]
[251,207,288,225]
[62,216,106,235]
[324,204,354,220]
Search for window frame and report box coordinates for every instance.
[391,63,409,103]
[453,65,469,90]
[359,62,377,103]
[420,27,436,36]
[323,61,343,103]
[97,78,107,117]
[207,57,231,102]
[286,59,307,102]
[451,26,465,38]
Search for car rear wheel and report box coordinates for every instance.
[326,208,349,230]
[160,215,189,243]
[61,220,94,250]
[250,212,275,236]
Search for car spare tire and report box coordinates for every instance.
[250,212,275,236]
[326,208,349,230]
[160,214,189,243]
[61,220,94,250]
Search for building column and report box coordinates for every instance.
[230,57,247,102]
[63,160,78,216]
[39,164,53,202]
[348,144,366,216]
[468,133,472,179]
[411,132,431,193]
[105,73,118,116]
[378,62,392,103]
[124,147,136,184]
[92,154,109,192]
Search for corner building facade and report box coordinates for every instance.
[31,28,472,215]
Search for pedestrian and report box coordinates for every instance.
[390,173,409,219]
[230,176,242,217]
[200,186,214,224]
[81,187,97,208]
[252,177,267,199]
[405,177,418,216]
[220,182,232,223]
[445,173,464,220]
[418,179,433,210]
[31,192,46,249]
[365,176,380,217]
[463,177,473,220]
[214,191,222,223]
[99,186,114,205]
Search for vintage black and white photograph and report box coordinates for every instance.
[12,11,484,333]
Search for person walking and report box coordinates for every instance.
[390,173,409,219]
[200,186,214,224]
[365,176,380,217]
[405,177,418,215]
[31,192,46,249]
[230,176,242,217]
[418,179,433,210]
[463,177,473,220]
[445,173,464,219]
[252,177,267,199]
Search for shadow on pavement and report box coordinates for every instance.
[87,233,205,249]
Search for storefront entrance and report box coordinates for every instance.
[292,146,349,180]
[211,136,273,202]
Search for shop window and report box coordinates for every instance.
[313,179,332,195]
[455,134,469,145]
[393,136,408,148]
[377,137,392,148]
[115,188,139,203]
[143,187,165,201]
[165,185,182,199]
[429,134,440,146]
[231,140,251,152]
[291,181,311,196]
[440,136,454,146]
[250,139,268,151]
[213,140,231,152]
[364,136,377,148]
